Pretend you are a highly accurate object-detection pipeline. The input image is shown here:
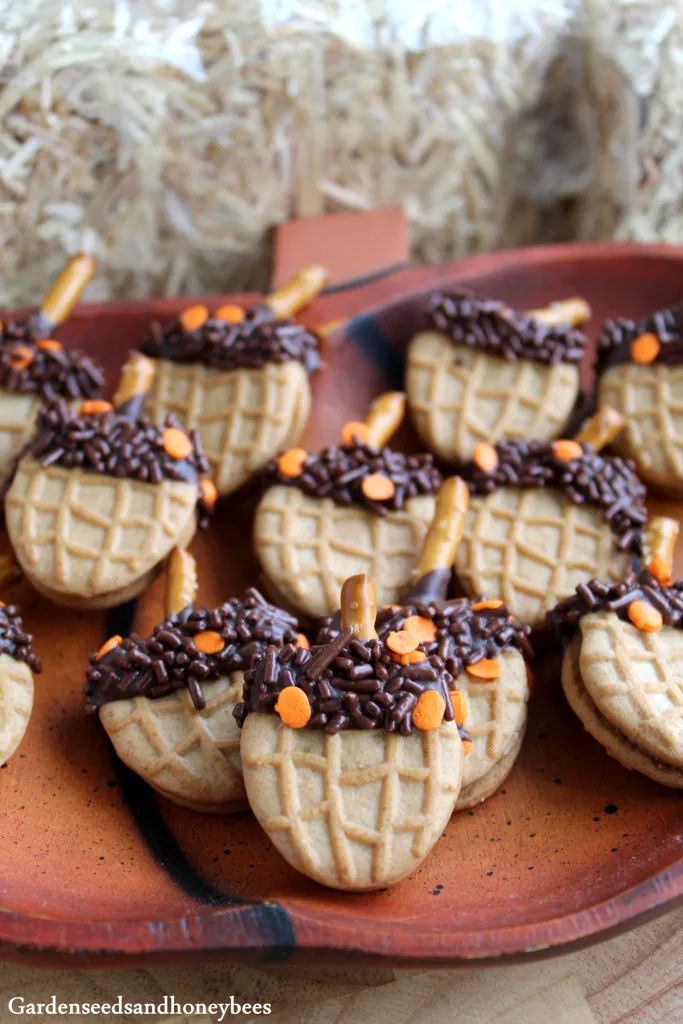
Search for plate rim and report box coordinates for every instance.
[4,239,683,966]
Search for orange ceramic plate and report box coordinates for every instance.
[1,243,683,966]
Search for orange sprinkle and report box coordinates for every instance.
[462,739,473,756]
[213,303,245,324]
[552,439,583,462]
[179,304,209,331]
[648,555,672,587]
[631,332,661,365]
[390,649,427,666]
[386,629,419,656]
[163,427,193,460]
[96,635,122,660]
[450,689,467,725]
[37,338,62,352]
[199,478,218,509]
[8,344,33,370]
[276,447,308,478]
[473,442,499,473]
[361,472,395,502]
[79,400,113,416]
[471,599,504,612]
[467,657,502,680]
[413,690,446,731]
[402,614,437,644]
[627,600,663,633]
[341,420,370,446]
[193,630,225,654]
[275,686,311,729]
[296,633,311,650]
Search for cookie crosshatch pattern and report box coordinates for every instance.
[407,333,580,462]
[455,488,632,626]
[254,487,436,618]
[144,359,311,495]
[5,460,197,601]
[241,715,463,891]
[600,363,683,490]
[100,675,245,813]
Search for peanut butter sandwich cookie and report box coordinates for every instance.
[321,477,533,810]
[235,574,465,891]
[598,303,683,495]
[254,391,442,618]
[407,291,590,463]
[550,516,683,788]
[134,265,326,497]
[0,254,102,486]
[85,548,302,812]
[455,407,646,628]
[5,356,213,609]
[0,601,41,764]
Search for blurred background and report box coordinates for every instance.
[0,0,679,305]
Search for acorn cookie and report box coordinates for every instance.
[235,574,464,891]
[5,356,212,609]
[320,475,533,811]
[598,303,683,495]
[85,548,302,812]
[455,408,646,628]
[373,481,533,810]
[550,517,683,788]
[406,291,590,463]
[134,265,326,496]
[254,392,442,619]
[0,601,41,764]
[0,253,102,485]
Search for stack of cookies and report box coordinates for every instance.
[3,262,683,893]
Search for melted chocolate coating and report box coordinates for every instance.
[429,292,587,366]
[85,589,300,712]
[0,604,41,673]
[599,304,683,371]
[547,571,683,641]
[142,306,321,374]
[26,402,211,520]
[264,442,443,516]
[234,629,467,737]
[0,322,104,401]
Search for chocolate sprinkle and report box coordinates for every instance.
[234,634,468,737]
[599,304,683,371]
[459,439,646,552]
[142,306,321,374]
[0,604,41,673]
[430,292,587,366]
[85,589,299,711]
[26,401,211,520]
[0,321,104,400]
[319,598,532,678]
[547,571,683,640]
[264,442,443,515]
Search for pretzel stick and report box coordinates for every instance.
[644,517,679,586]
[340,574,377,641]
[415,477,469,577]
[574,406,625,452]
[32,253,96,336]
[112,352,156,418]
[265,265,329,319]
[526,297,591,328]
[165,547,198,617]
[364,392,406,447]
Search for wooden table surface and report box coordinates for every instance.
[0,905,680,1022]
